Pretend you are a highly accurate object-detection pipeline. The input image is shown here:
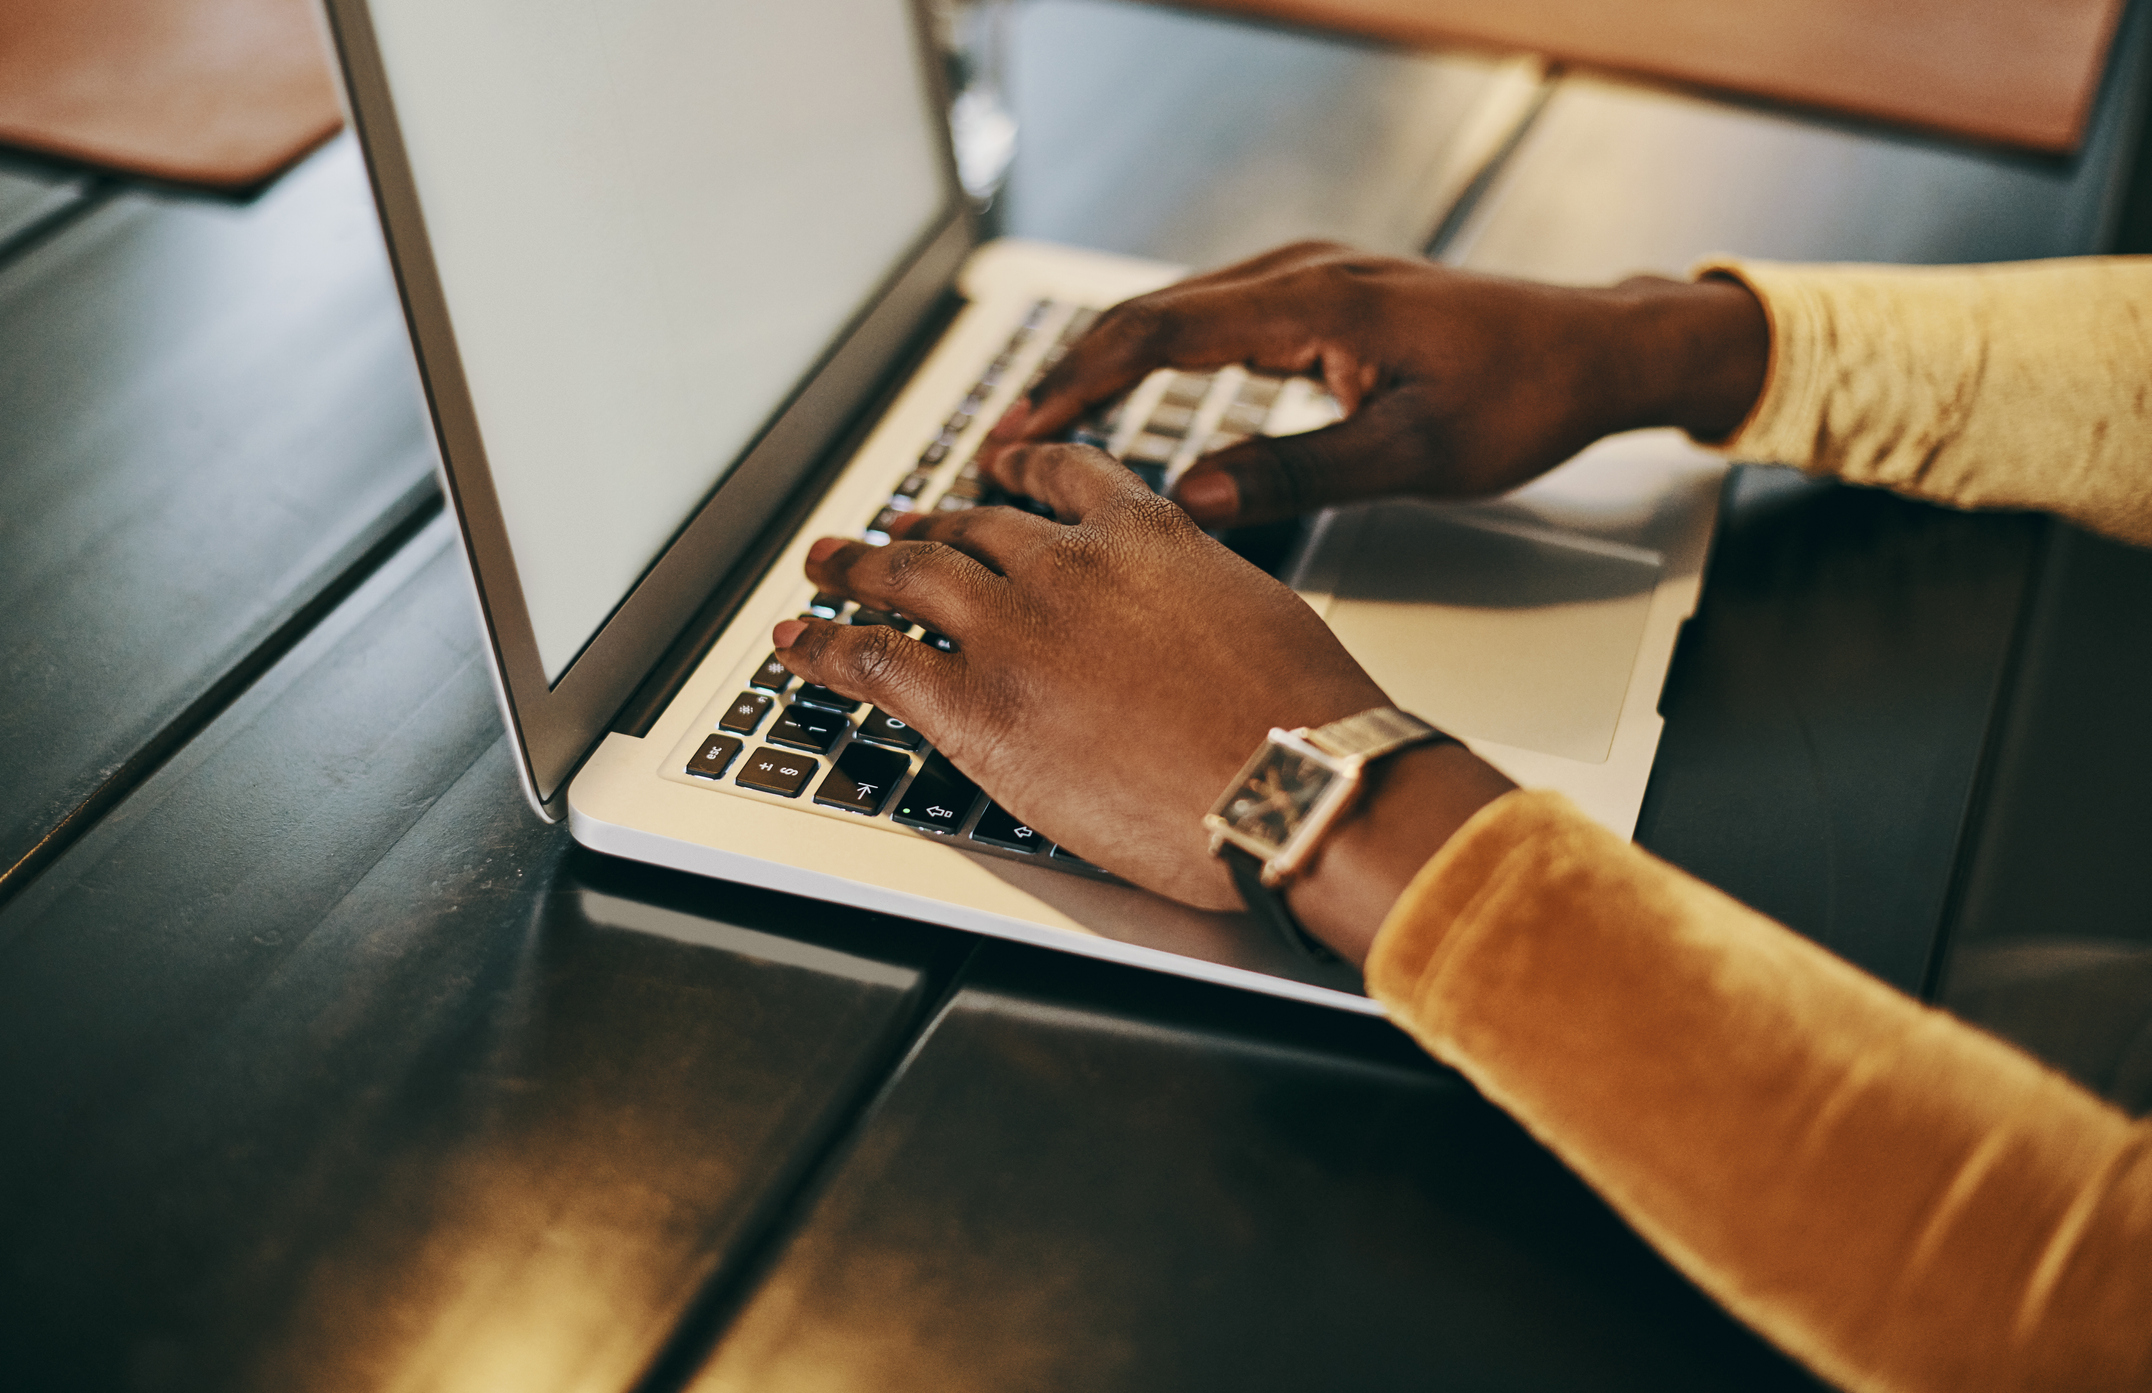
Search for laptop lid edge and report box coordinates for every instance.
[318,0,975,816]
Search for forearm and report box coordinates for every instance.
[1365,791,2152,1393]
[1700,256,2152,547]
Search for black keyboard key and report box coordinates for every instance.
[1049,842,1099,868]
[864,507,905,543]
[917,630,958,653]
[768,705,845,754]
[920,438,952,467]
[894,471,932,499]
[814,742,910,816]
[971,801,1045,853]
[736,747,817,798]
[718,691,773,734]
[856,707,925,749]
[892,752,980,834]
[792,684,863,713]
[808,592,846,618]
[749,653,792,693]
[1126,460,1167,494]
[848,608,907,631]
[685,734,744,781]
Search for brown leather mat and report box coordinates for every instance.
[1183,0,2126,153]
[0,0,343,190]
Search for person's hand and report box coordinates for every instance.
[986,240,1770,528]
[772,446,1516,965]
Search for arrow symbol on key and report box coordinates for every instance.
[927,805,951,817]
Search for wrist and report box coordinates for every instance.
[1590,275,1770,443]
[1283,741,1516,968]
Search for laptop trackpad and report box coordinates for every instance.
[1311,503,1660,764]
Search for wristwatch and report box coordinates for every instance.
[1205,708,1450,961]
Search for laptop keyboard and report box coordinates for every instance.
[677,298,1338,877]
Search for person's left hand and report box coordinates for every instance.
[773,445,1515,956]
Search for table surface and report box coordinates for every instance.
[4,1,2149,1389]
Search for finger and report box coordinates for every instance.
[773,618,964,733]
[994,442,1153,523]
[980,243,1363,461]
[1004,266,1362,448]
[885,502,1059,574]
[1168,391,1440,527]
[803,535,1007,635]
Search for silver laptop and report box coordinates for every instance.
[320,0,1724,1014]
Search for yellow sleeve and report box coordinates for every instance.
[1692,256,2152,547]
[1365,789,2152,1393]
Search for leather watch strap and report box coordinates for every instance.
[1222,843,1337,962]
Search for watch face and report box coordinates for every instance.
[1222,741,1336,853]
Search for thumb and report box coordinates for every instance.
[1169,391,1436,527]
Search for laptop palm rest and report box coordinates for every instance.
[1304,502,1661,764]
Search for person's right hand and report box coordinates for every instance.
[986,240,1770,527]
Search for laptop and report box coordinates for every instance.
[319,0,1724,1015]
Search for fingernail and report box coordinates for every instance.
[988,399,1031,439]
[1173,472,1238,523]
[805,537,845,563]
[773,619,808,648]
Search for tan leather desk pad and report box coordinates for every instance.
[0,0,342,190]
[1183,0,2126,152]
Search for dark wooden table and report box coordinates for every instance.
[4,3,2149,1390]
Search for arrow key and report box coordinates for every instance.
[970,801,1043,853]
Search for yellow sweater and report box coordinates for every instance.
[1365,258,2152,1393]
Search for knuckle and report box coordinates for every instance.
[1106,298,1174,354]
[831,623,909,695]
[878,539,943,598]
[1120,488,1188,534]
[1104,488,1195,546]
[1045,527,1110,579]
[1284,237,1352,260]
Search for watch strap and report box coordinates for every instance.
[1222,842,1337,962]
[1305,707,1442,762]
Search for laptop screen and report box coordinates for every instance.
[365,0,951,680]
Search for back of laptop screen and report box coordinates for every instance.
[366,1,950,681]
